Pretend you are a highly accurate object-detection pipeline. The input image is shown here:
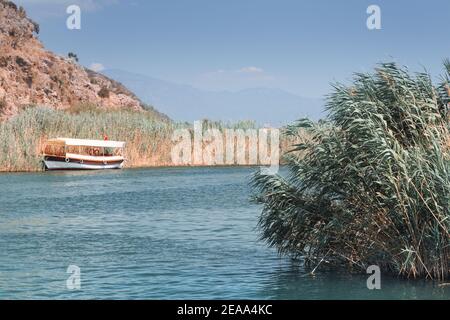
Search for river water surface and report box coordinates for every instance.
[0,167,448,299]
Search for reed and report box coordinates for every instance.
[0,105,181,171]
[252,62,450,280]
[0,105,293,171]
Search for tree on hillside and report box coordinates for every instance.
[68,52,79,63]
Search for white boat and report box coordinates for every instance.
[42,138,126,170]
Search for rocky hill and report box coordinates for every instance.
[0,0,146,118]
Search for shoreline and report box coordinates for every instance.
[0,163,280,173]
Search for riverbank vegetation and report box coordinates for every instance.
[0,104,294,171]
[0,105,178,171]
[252,61,450,280]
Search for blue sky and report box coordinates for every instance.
[14,0,450,98]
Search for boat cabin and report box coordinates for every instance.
[42,138,126,170]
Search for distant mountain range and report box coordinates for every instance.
[104,69,325,126]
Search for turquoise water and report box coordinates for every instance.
[0,167,448,299]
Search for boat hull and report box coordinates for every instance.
[44,159,124,170]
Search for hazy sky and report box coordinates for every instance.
[14,0,450,98]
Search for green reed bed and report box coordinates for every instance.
[0,106,179,171]
[252,62,450,280]
[0,106,278,171]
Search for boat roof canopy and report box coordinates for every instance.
[47,138,126,148]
